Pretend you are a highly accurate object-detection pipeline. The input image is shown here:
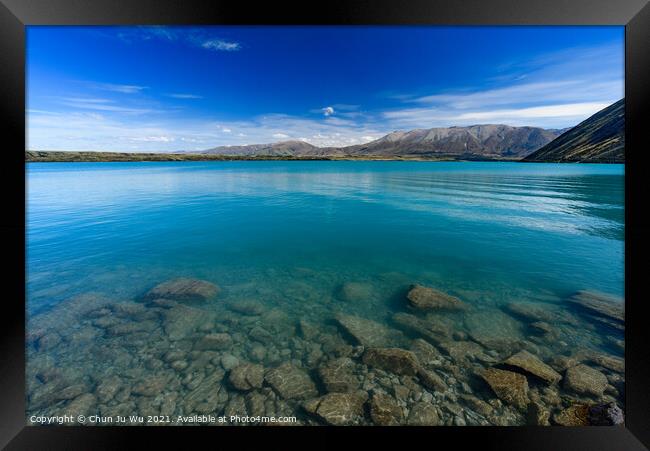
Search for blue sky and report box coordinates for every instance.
[27,26,624,151]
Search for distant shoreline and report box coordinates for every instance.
[24,150,499,163]
[24,151,623,164]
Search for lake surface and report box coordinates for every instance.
[26,161,625,426]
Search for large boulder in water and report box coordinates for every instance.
[334,313,395,348]
[317,357,359,393]
[228,363,265,391]
[503,350,562,384]
[588,402,624,425]
[406,284,466,311]
[369,393,404,425]
[362,348,420,376]
[391,312,450,345]
[303,392,367,426]
[564,364,608,397]
[144,278,220,303]
[553,404,590,426]
[407,402,440,426]
[567,291,624,331]
[480,367,529,411]
[265,363,318,400]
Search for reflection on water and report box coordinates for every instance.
[26,161,624,426]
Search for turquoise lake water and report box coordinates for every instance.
[27,161,624,314]
[25,161,625,425]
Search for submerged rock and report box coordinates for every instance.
[298,320,319,340]
[194,333,232,351]
[95,376,122,403]
[337,282,374,303]
[266,363,318,400]
[526,401,550,425]
[220,354,240,371]
[259,309,293,334]
[407,402,440,426]
[409,338,441,367]
[317,357,359,393]
[132,375,169,397]
[503,301,582,328]
[503,350,562,384]
[503,302,559,323]
[145,278,220,303]
[362,348,419,376]
[228,363,265,391]
[245,391,267,417]
[63,393,97,418]
[303,392,366,426]
[529,321,555,336]
[369,393,403,425]
[106,320,158,337]
[334,313,394,348]
[480,367,529,411]
[227,299,265,316]
[438,340,486,363]
[548,355,581,373]
[182,369,226,413]
[30,293,113,332]
[224,394,248,419]
[588,402,624,426]
[162,305,214,341]
[567,290,624,323]
[36,332,62,351]
[459,394,493,417]
[55,383,90,402]
[564,364,608,397]
[148,298,178,309]
[248,326,273,343]
[417,368,447,392]
[110,302,150,319]
[406,285,466,311]
[553,404,590,426]
[588,354,624,374]
[391,312,450,345]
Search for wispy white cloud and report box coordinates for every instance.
[167,93,203,99]
[382,102,612,129]
[95,83,148,94]
[202,39,241,52]
[115,27,243,53]
[55,96,153,115]
[129,136,175,142]
[454,102,611,121]
[411,80,620,109]
[322,106,335,117]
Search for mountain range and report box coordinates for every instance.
[203,125,565,160]
[524,99,624,163]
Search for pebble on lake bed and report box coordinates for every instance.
[406,285,467,311]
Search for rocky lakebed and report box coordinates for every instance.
[26,274,625,427]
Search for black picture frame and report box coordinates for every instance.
[1,0,648,449]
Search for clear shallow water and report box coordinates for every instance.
[26,161,625,426]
